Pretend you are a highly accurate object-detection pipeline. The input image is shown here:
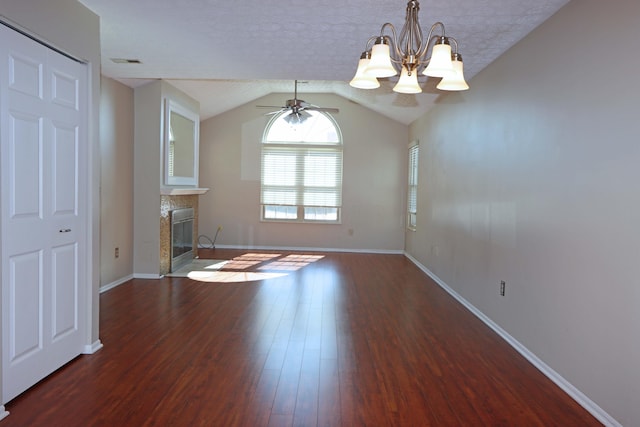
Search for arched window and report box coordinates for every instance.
[261,110,343,222]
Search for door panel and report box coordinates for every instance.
[8,53,42,99]
[52,243,78,341]
[8,251,43,363]
[9,113,42,220]
[52,124,78,215]
[51,70,78,110]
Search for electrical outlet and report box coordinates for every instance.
[500,280,506,296]
[115,247,119,259]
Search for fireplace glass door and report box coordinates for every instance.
[171,208,194,271]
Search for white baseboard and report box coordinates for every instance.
[0,406,8,420]
[99,274,133,294]
[202,244,404,255]
[83,340,103,355]
[403,252,621,427]
[132,273,163,279]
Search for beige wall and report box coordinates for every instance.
[133,81,163,276]
[100,77,134,287]
[199,92,408,252]
[0,0,101,351]
[406,0,639,425]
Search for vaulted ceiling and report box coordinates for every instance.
[79,0,568,125]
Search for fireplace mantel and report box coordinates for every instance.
[160,187,209,196]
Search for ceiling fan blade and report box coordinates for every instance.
[306,106,340,113]
[257,81,338,116]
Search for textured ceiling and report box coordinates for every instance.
[79,0,568,124]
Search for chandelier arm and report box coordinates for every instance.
[361,35,378,53]
[398,7,425,70]
[379,22,402,64]
[416,21,425,56]
[418,21,446,59]
[411,21,425,70]
[448,36,459,54]
[407,2,424,55]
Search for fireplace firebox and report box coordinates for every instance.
[170,207,194,272]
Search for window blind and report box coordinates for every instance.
[261,145,342,207]
[407,143,419,228]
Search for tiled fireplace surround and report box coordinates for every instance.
[159,194,199,276]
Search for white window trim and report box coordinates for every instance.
[260,110,343,224]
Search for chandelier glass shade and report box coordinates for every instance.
[436,53,469,91]
[394,66,422,94]
[349,0,469,93]
[350,52,380,89]
[367,40,397,78]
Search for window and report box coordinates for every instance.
[407,141,419,230]
[168,140,175,177]
[261,110,342,223]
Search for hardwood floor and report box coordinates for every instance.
[3,249,601,426]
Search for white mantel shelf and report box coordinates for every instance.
[161,187,209,196]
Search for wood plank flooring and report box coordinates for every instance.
[3,249,602,426]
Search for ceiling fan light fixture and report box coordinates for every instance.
[283,111,309,125]
[350,0,469,93]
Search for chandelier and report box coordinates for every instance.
[349,0,469,93]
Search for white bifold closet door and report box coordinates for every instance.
[0,23,88,403]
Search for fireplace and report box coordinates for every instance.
[171,207,194,272]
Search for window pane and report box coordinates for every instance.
[264,205,298,219]
[408,212,417,228]
[304,207,338,221]
[265,110,340,144]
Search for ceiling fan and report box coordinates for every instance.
[257,80,339,124]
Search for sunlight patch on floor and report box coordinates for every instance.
[185,252,325,283]
[187,270,287,283]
